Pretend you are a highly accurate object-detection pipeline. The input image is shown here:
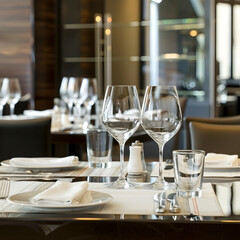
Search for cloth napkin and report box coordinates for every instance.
[32,181,88,205]
[9,156,79,168]
[205,153,239,167]
[23,109,53,117]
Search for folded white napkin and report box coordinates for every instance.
[9,156,79,168]
[205,153,239,167]
[23,109,53,117]
[32,181,88,205]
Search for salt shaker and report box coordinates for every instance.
[127,146,143,175]
[132,140,147,172]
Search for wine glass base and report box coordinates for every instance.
[106,179,131,189]
[143,179,176,190]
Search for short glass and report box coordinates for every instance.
[86,129,113,168]
[173,150,205,197]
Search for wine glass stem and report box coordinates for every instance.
[86,106,91,123]
[119,142,126,181]
[0,104,3,116]
[158,144,165,182]
[10,103,15,115]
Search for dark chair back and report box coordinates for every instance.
[0,221,46,240]
[0,117,52,161]
[189,121,240,155]
[185,115,240,149]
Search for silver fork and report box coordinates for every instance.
[0,180,10,199]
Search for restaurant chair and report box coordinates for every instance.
[46,221,183,240]
[0,116,52,162]
[0,221,46,240]
[185,115,240,149]
[189,121,240,155]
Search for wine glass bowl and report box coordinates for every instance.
[101,85,141,189]
[141,86,182,190]
[79,78,98,128]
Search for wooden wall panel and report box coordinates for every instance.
[34,0,57,110]
[0,0,33,100]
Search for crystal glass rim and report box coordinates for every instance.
[173,150,205,155]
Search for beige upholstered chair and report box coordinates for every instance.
[185,115,240,149]
[0,116,52,161]
[189,121,240,156]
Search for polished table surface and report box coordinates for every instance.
[0,161,239,222]
[0,160,240,239]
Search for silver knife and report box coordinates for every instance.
[168,193,180,213]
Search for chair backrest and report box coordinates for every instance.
[185,115,240,149]
[0,117,52,161]
[189,121,240,156]
[0,221,46,240]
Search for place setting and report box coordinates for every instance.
[7,181,113,210]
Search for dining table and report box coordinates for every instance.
[0,156,240,239]
[1,113,240,239]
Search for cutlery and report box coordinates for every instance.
[0,180,10,199]
[154,192,166,213]
[167,192,181,213]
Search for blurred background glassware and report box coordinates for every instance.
[7,78,21,116]
[0,78,9,116]
[59,77,73,122]
[173,150,205,198]
[86,129,113,168]
[140,85,182,190]
[79,78,98,129]
[101,85,141,189]
[67,77,82,125]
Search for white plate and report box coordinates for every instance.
[8,190,113,209]
[1,159,81,172]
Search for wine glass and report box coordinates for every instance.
[59,77,74,122]
[67,77,83,128]
[0,78,9,116]
[79,78,98,128]
[7,78,21,116]
[101,85,141,189]
[140,85,182,190]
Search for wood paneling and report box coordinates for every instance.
[0,0,33,100]
[34,0,57,110]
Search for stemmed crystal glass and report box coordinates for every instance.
[0,78,9,116]
[141,85,182,190]
[101,85,141,189]
[59,77,74,122]
[7,78,21,116]
[79,78,98,128]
